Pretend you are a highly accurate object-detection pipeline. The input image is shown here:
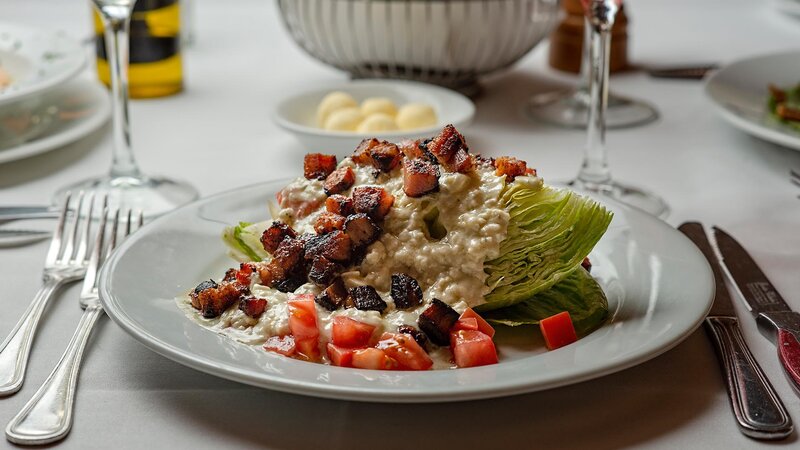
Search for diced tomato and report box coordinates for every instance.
[327,343,356,367]
[539,311,578,350]
[263,335,296,357]
[454,317,479,331]
[295,337,321,360]
[458,308,495,338]
[332,317,376,348]
[450,330,498,368]
[288,296,319,342]
[351,348,399,370]
[376,333,433,371]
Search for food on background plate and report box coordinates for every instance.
[768,83,800,130]
[316,91,439,132]
[0,66,11,91]
[180,125,613,370]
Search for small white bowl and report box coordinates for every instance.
[273,79,475,156]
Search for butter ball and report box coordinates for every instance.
[323,107,364,132]
[396,103,438,130]
[316,91,357,127]
[356,113,399,133]
[360,97,398,118]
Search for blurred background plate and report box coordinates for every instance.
[0,78,111,164]
[0,23,86,106]
[705,50,800,151]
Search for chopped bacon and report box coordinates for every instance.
[325,194,355,216]
[390,274,423,309]
[308,255,343,286]
[190,280,248,318]
[349,285,388,312]
[264,237,307,293]
[223,268,237,282]
[398,139,424,160]
[581,257,592,273]
[352,186,394,221]
[402,159,439,197]
[260,221,297,254]
[352,138,380,165]
[343,213,380,248]
[239,296,268,318]
[303,153,338,180]
[397,325,428,350]
[494,156,533,182]
[351,138,401,172]
[769,84,787,103]
[315,278,349,311]
[776,103,800,122]
[323,166,355,196]
[418,299,459,346]
[426,124,473,173]
[314,212,346,235]
[304,230,352,263]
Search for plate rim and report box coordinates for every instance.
[98,180,714,403]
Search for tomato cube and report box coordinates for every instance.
[332,316,376,348]
[351,348,399,370]
[459,308,495,338]
[539,311,578,350]
[376,333,433,371]
[450,330,498,368]
[454,317,479,331]
[288,296,319,342]
[327,343,356,367]
[263,335,296,357]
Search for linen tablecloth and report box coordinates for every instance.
[1,0,799,448]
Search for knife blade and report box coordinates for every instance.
[0,229,52,247]
[0,206,60,222]
[679,222,792,439]
[714,226,800,397]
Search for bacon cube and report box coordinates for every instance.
[343,213,381,248]
[494,156,532,182]
[581,257,592,273]
[350,138,401,172]
[349,285,387,312]
[323,166,355,196]
[260,221,297,254]
[418,299,459,346]
[402,159,439,197]
[352,186,394,221]
[190,280,248,318]
[308,255,343,286]
[325,194,355,217]
[304,153,338,180]
[268,238,308,293]
[239,297,268,318]
[314,212,346,235]
[390,273,423,309]
[426,125,474,173]
[304,230,352,263]
[315,278,349,311]
[398,139,424,160]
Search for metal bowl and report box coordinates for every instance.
[277,0,560,96]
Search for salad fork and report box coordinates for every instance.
[5,207,142,446]
[0,192,96,396]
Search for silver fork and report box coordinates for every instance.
[0,192,96,396]
[791,170,800,188]
[5,207,142,446]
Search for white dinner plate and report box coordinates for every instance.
[705,50,800,151]
[0,78,111,164]
[0,24,86,106]
[99,180,714,403]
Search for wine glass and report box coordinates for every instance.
[525,6,658,129]
[571,0,668,217]
[54,0,198,217]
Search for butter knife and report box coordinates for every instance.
[679,222,792,440]
[0,206,60,222]
[714,227,800,396]
[0,229,52,247]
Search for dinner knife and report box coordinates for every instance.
[0,229,52,247]
[714,226,800,395]
[0,206,60,222]
[679,222,792,440]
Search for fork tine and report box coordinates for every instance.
[60,192,85,263]
[74,193,96,263]
[45,193,71,264]
[791,170,800,188]
[81,206,109,297]
[125,209,133,237]
[104,209,121,262]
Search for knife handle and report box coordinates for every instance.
[777,329,800,394]
[704,317,793,440]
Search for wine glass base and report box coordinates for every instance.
[525,89,659,129]
[563,179,670,219]
[53,174,199,218]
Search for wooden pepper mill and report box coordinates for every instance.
[549,0,629,74]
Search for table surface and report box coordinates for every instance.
[1,0,800,448]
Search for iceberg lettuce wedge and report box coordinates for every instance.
[482,267,609,335]
[222,221,269,262]
[479,179,613,312]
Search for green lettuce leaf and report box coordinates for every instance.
[222,221,269,262]
[479,180,612,311]
[482,267,608,336]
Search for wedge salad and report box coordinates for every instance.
[181,125,613,370]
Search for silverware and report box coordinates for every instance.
[714,227,800,395]
[0,230,52,247]
[646,64,718,80]
[0,192,95,396]
[6,207,141,445]
[0,206,60,222]
[680,223,792,440]
[790,170,800,188]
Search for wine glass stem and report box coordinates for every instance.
[97,4,142,180]
[577,20,612,186]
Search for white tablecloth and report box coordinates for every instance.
[1,0,799,448]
